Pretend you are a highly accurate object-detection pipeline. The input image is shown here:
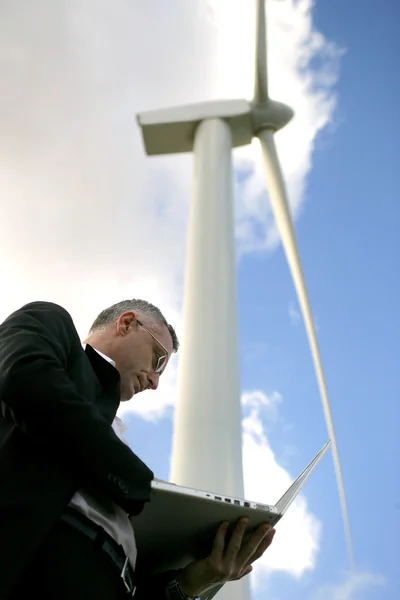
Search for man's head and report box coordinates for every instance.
[84,299,179,401]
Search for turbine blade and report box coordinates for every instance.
[254,0,268,104]
[258,128,355,570]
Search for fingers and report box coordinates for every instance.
[224,518,249,564]
[211,521,229,558]
[240,527,276,570]
[211,519,275,563]
[237,523,275,567]
[230,565,253,581]
[207,520,276,586]
[250,528,276,561]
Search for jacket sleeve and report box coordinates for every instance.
[0,301,153,514]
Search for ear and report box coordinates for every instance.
[116,311,138,336]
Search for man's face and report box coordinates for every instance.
[111,312,173,401]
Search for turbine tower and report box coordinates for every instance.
[137,1,354,596]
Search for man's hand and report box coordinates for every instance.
[178,518,275,597]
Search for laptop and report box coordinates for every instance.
[132,440,331,580]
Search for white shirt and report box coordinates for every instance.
[69,346,137,569]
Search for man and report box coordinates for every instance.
[0,300,275,599]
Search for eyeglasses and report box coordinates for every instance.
[136,319,169,374]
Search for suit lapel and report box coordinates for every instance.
[84,344,120,422]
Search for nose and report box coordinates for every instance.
[147,373,160,390]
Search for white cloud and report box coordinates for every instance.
[309,571,385,600]
[0,0,341,436]
[242,390,321,580]
[242,390,282,420]
[0,0,342,347]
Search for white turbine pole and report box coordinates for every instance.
[137,100,253,600]
[170,118,250,600]
[170,118,245,498]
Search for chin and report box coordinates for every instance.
[120,384,135,402]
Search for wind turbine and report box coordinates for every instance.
[137,4,354,598]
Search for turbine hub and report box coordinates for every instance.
[252,99,294,134]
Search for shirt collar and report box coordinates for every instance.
[81,343,116,368]
[82,343,126,430]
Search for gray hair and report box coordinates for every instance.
[89,299,179,352]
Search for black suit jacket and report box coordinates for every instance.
[0,301,157,597]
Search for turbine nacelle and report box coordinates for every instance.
[137,98,294,157]
[137,99,253,155]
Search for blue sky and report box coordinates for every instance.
[242,1,399,596]
[0,1,398,599]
